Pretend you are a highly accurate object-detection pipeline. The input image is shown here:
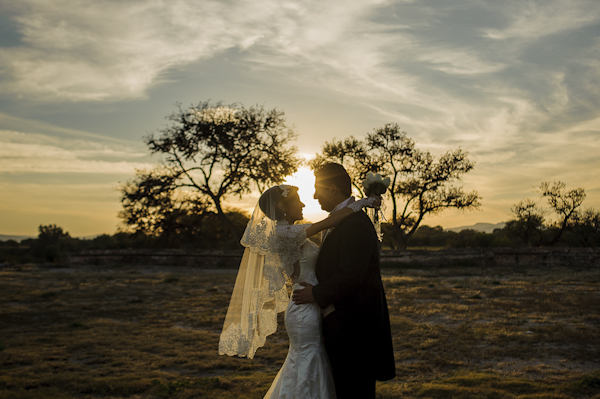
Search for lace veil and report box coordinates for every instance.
[219,185,308,359]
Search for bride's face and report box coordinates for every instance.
[283,191,305,223]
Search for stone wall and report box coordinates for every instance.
[381,247,600,267]
[66,247,600,268]
[66,249,244,268]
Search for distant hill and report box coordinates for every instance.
[77,234,105,240]
[0,233,105,242]
[446,222,505,233]
[0,234,35,242]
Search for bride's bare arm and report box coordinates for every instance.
[304,197,380,238]
[291,260,300,279]
[305,208,353,238]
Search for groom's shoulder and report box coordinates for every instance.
[341,210,374,229]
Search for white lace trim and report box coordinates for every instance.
[347,196,379,212]
[219,223,309,359]
[218,284,288,359]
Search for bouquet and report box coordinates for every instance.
[362,172,391,197]
[361,173,391,241]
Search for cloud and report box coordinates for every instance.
[0,129,152,174]
[484,0,600,40]
[3,0,592,154]
[0,111,137,144]
[1,0,244,100]
[2,0,597,144]
[0,0,387,101]
[416,49,506,75]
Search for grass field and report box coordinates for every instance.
[1,261,599,398]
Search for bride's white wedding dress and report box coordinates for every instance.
[264,238,336,399]
[219,189,377,398]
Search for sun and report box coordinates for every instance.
[283,167,328,222]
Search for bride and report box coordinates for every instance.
[218,184,377,398]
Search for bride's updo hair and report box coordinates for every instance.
[259,185,299,221]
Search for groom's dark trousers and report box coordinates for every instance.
[313,211,395,398]
[322,310,377,397]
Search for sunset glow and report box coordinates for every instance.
[283,167,328,223]
[0,1,599,237]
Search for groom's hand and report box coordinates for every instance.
[292,282,315,304]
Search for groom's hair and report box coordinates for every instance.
[315,163,352,197]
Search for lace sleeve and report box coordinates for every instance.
[271,224,309,279]
[347,196,380,212]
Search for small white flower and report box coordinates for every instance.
[278,184,291,197]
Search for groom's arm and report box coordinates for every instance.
[311,215,375,309]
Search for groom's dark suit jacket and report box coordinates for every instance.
[312,210,395,381]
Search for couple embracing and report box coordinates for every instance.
[219,163,395,398]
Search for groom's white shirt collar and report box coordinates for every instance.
[330,196,355,214]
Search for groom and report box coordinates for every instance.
[293,163,395,398]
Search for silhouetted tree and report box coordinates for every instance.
[539,181,586,246]
[119,166,210,247]
[504,199,546,246]
[311,124,481,249]
[366,125,417,243]
[387,145,481,249]
[119,166,252,248]
[504,181,588,247]
[384,224,512,249]
[406,225,450,248]
[193,208,250,249]
[450,229,499,248]
[139,101,301,245]
[32,224,72,262]
[572,208,600,247]
[0,239,26,264]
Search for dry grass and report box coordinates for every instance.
[0,262,599,398]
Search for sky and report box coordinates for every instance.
[1,0,599,237]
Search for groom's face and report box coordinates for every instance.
[314,177,337,212]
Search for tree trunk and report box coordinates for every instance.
[214,200,243,248]
[548,219,569,246]
[393,225,408,250]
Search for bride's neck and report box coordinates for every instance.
[284,215,297,225]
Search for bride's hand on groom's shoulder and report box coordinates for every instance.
[372,195,382,209]
[292,282,315,304]
[362,195,381,209]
